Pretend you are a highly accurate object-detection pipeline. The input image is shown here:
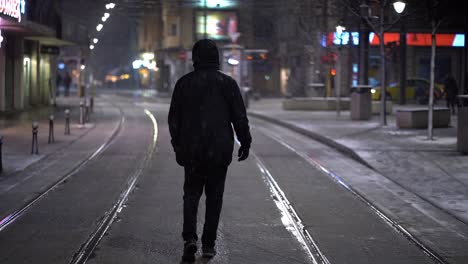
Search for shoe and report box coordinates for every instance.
[202,246,216,259]
[181,240,197,263]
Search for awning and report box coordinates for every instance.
[24,36,76,46]
[1,19,77,46]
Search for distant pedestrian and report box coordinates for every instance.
[64,72,72,97]
[443,75,459,114]
[56,73,62,96]
[168,39,252,263]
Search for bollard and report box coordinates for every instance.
[48,115,55,144]
[90,97,94,113]
[0,135,3,172]
[65,109,71,135]
[31,121,39,155]
[85,99,90,123]
[79,100,85,125]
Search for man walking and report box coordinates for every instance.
[168,39,252,263]
[444,75,459,114]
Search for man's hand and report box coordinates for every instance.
[238,145,249,161]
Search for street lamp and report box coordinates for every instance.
[96,24,103,32]
[93,38,99,44]
[106,3,115,9]
[393,1,406,14]
[90,45,95,50]
[360,0,406,125]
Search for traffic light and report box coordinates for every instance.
[246,53,267,61]
[330,68,337,76]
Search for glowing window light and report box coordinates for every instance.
[142,53,155,60]
[227,58,239,66]
[199,0,236,8]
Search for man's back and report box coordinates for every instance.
[168,39,252,263]
[168,40,251,167]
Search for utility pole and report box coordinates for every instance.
[428,20,436,140]
[399,18,407,105]
[379,3,387,126]
[359,20,369,85]
[204,0,208,39]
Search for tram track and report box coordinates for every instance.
[69,109,158,264]
[253,123,450,264]
[250,147,330,264]
[0,104,126,233]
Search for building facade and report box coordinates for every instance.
[0,0,65,112]
[135,0,263,95]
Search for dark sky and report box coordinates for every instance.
[62,0,145,79]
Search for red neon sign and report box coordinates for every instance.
[370,33,462,47]
[0,0,22,22]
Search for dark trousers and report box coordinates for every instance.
[182,163,228,247]
[447,97,457,114]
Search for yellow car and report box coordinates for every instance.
[371,78,444,104]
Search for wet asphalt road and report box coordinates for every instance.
[0,94,438,263]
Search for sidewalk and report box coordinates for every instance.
[0,95,122,225]
[0,97,95,176]
[248,98,468,225]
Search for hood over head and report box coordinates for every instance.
[192,39,220,70]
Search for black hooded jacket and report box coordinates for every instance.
[168,39,252,167]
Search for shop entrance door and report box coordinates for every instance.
[4,36,15,111]
[23,57,31,107]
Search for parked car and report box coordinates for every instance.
[371,78,445,104]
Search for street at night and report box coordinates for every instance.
[1,0,468,264]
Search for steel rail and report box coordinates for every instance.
[257,125,449,264]
[69,108,158,264]
[0,105,126,233]
[245,142,330,264]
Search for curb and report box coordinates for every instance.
[248,111,375,170]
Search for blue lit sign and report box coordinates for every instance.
[20,0,26,14]
[333,32,360,45]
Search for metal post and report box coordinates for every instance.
[0,135,3,173]
[48,115,55,144]
[379,3,387,126]
[65,109,71,135]
[204,0,208,39]
[428,21,436,140]
[85,99,90,123]
[399,20,407,105]
[90,97,94,113]
[80,100,85,125]
[31,122,39,155]
[336,46,342,118]
[359,21,369,85]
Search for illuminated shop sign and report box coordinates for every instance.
[196,11,238,40]
[0,0,26,22]
[327,32,465,47]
